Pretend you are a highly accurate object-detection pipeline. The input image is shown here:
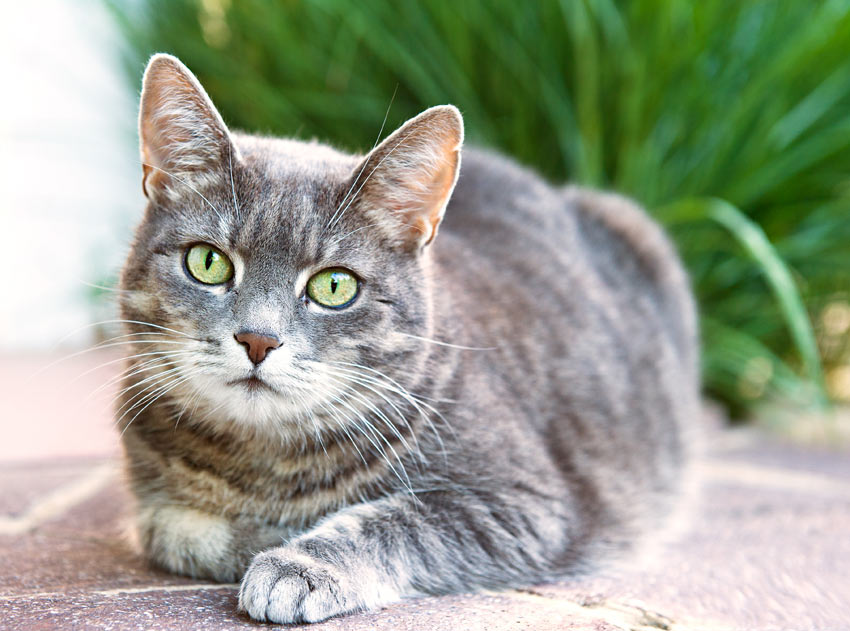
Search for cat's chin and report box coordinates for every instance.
[181,373,316,435]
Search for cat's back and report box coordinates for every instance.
[441,147,557,241]
[435,147,699,537]
[445,148,686,293]
[440,147,696,370]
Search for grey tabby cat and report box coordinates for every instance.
[117,54,699,624]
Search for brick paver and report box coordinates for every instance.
[2,352,848,630]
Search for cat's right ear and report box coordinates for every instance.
[138,54,236,200]
[349,105,463,253]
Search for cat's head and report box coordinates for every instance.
[119,54,463,438]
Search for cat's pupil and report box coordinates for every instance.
[330,278,338,294]
[205,250,214,270]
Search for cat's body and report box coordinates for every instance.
[118,55,698,624]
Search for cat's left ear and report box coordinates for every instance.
[138,54,237,200]
[351,105,463,252]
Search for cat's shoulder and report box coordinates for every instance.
[452,146,551,202]
[450,146,690,302]
[565,185,687,289]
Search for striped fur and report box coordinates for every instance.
[118,54,700,624]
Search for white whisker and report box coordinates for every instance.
[327,222,385,248]
[396,332,496,351]
[113,365,197,418]
[141,161,226,223]
[324,373,420,461]
[174,379,209,431]
[325,85,398,232]
[326,128,417,232]
[75,279,135,294]
[116,367,205,433]
[316,399,370,468]
[119,372,200,439]
[228,144,240,221]
[320,382,415,496]
[326,361,455,460]
[84,352,194,401]
[323,370,425,464]
[31,339,195,380]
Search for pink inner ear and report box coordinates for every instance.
[380,148,458,244]
[353,105,463,249]
[419,150,461,244]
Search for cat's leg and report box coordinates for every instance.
[137,503,293,582]
[238,490,572,623]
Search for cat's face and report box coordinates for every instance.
[119,55,462,437]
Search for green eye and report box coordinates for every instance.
[185,244,234,285]
[306,268,358,308]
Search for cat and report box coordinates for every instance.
[117,53,699,624]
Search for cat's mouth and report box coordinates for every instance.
[227,376,276,393]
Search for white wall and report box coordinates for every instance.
[0,0,142,350]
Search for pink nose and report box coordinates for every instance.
[234,331,281,365]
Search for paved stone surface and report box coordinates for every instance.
[1,352,848,630]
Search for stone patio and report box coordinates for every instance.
[1,351,848,630]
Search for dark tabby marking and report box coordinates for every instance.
[117,54,699,623]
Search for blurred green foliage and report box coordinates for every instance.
[107,0,850,416]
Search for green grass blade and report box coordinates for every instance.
[660,197,829,408]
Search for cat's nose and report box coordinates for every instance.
[234,331,281,365]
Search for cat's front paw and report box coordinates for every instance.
[138,505,240,582]
[238,548,358,623]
